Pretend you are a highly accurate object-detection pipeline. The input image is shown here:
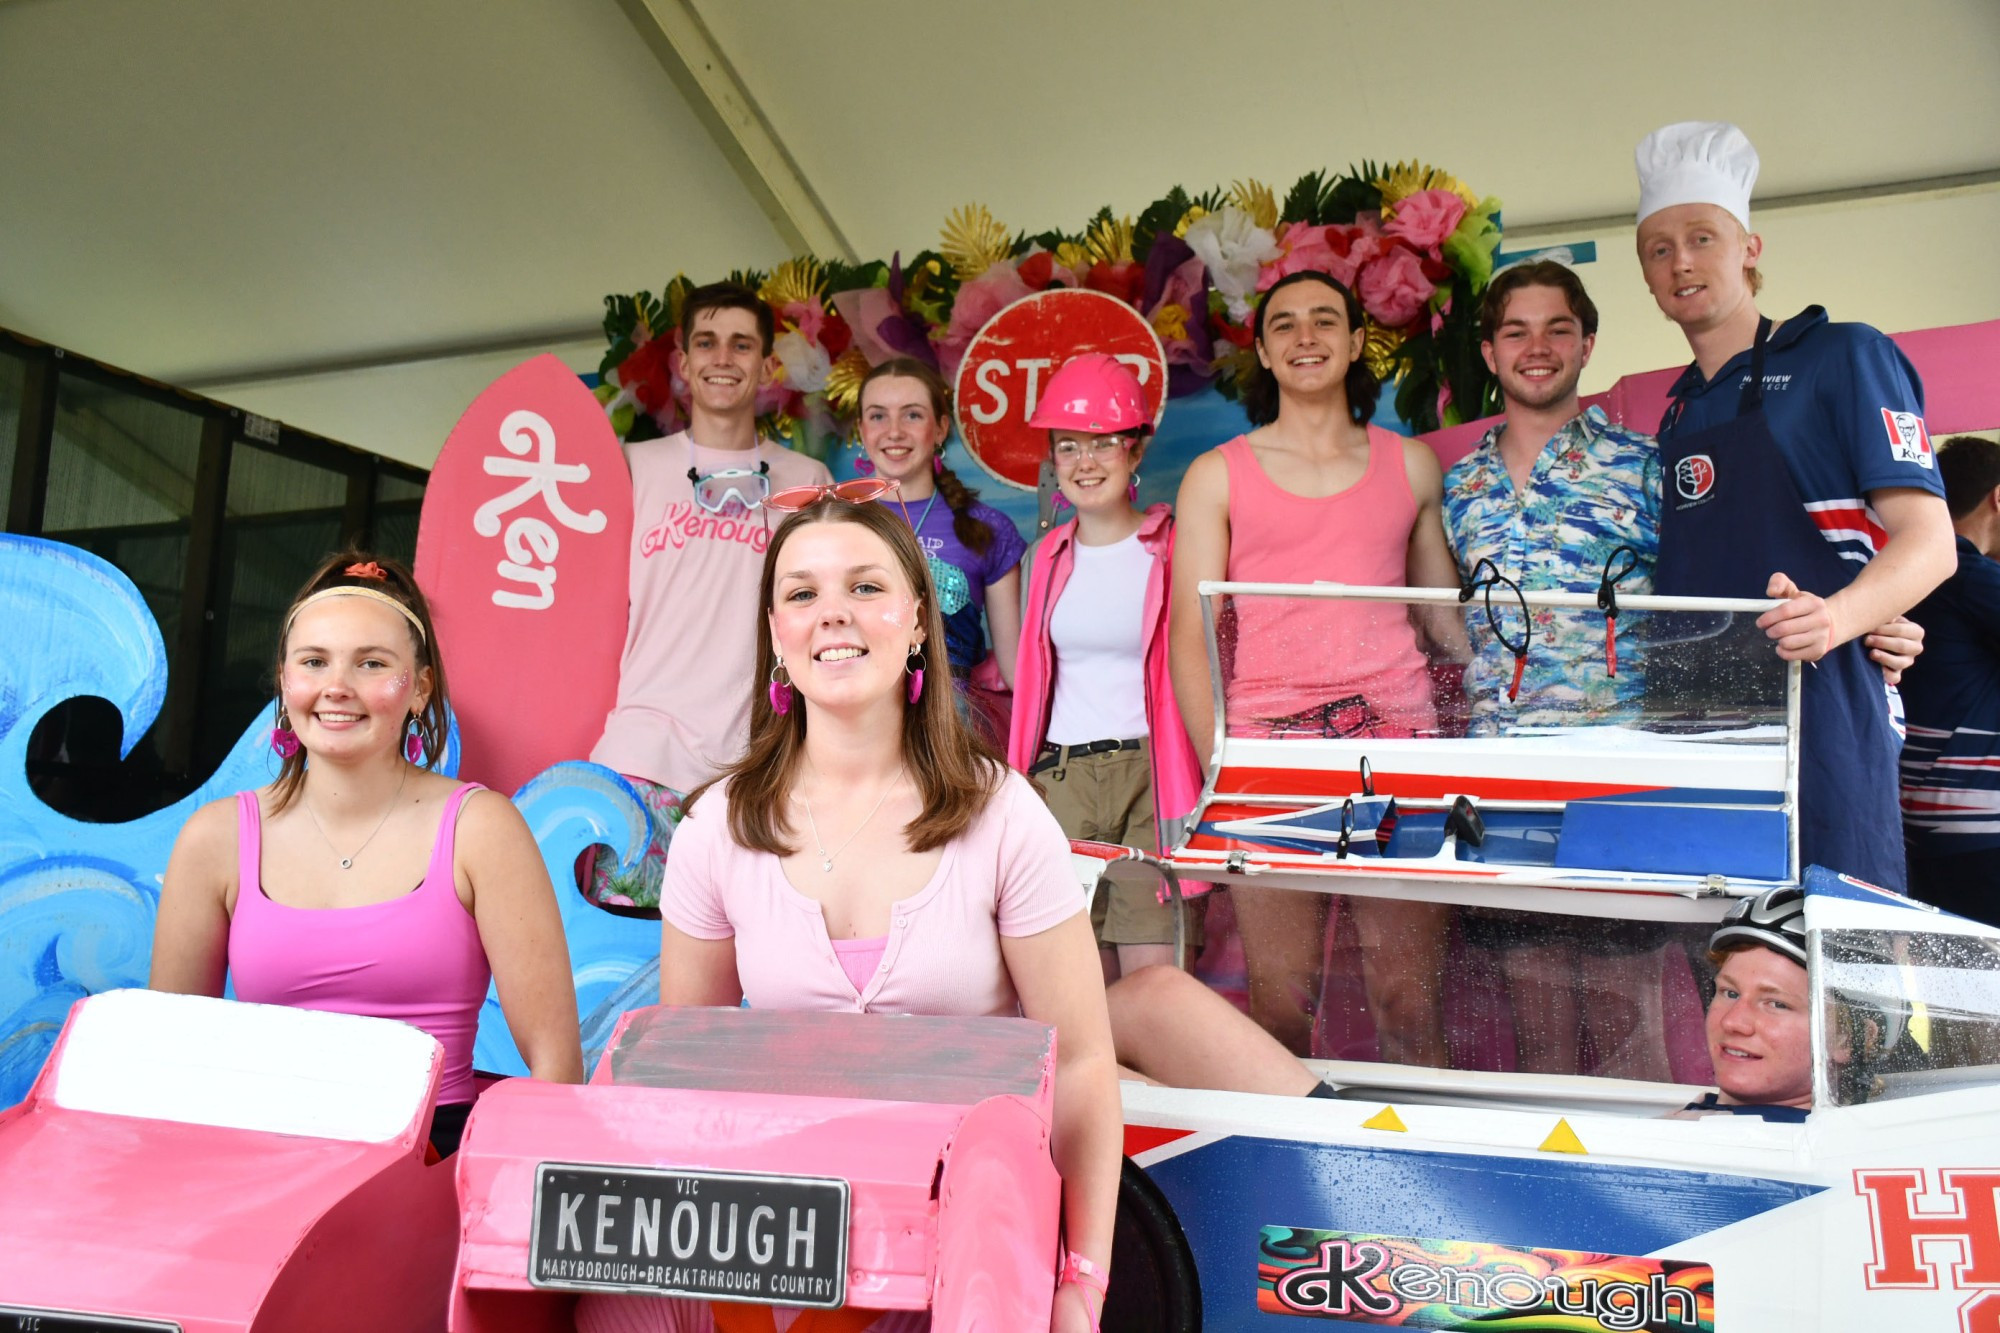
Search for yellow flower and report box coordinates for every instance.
[823,348,873,417]
[758,257,825,312]
[1151,303,1189,342]
[1054,241,1091,273]
[760,254,832,308]
[1081,213,1136,267]
[1173,204,1210,238]
[939,203,1012,282]
[1227,179,1278,232]
[1361,320,1407,381]
[1374,161,1480,213]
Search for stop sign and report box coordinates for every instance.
[952,288,1168,491]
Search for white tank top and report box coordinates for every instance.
[1045,532,1151,744]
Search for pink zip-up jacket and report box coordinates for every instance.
[1007,503,1204,847]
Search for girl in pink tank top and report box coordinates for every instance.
[151,552,583,1158]
[229,783,491,1106]
[1219,427,1438,737]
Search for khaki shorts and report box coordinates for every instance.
[1037,741,1205,949]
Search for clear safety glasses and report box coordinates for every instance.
[1051,436,1136,464]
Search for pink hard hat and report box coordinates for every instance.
[1027,353,1153,436]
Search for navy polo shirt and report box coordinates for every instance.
[1900,536,2000,857]
[1659,307,1945,570]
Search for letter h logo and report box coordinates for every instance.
[1856,1169,2000,1290]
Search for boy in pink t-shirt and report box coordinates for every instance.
[587,284,831,907]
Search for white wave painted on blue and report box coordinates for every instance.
[0,534,658,1107]
[475,761,657,1077]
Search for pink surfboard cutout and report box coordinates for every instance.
[415,354,631,796]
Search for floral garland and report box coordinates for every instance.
[596,163,1503,454]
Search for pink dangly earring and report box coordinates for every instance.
[769,658,794,715]
[853,454,876,476]
[270,709,300,759]
[932,454,944,476]
[906,644,925,705]
[404,717,426,765]
[1128,472,1142,502]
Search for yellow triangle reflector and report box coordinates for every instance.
[1360,1105,1407,1133]
[1539,1118,1587,1155]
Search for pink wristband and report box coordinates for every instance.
[1060,1247,1110,1298]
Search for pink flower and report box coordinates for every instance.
[1257,218,1385,292]
[1357,245,1436,328]
[830,287,911,367]
[1384,189,1468,253]
[783,298,826,345]
[935,260,1035,382]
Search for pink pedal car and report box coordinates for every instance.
[0,988,460,1332]
[450,1005,1064,1331]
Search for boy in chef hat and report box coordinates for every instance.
[1635,119,1955,894]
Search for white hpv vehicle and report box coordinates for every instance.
[1075,583,2000,1333]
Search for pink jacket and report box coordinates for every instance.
[1007,504,1204,847]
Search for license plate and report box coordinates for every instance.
[0,1309,179,1333]
[529,1162,849,1308]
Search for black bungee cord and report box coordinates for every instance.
[1596,545,1641,678]
[1459,557,1532,701]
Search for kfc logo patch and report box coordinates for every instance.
[1675,454,1716,503]
[1882,409,1935,469]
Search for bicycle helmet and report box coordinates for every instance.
[1710,885,1808,967]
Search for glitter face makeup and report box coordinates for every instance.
[281,598,427,759]
[768,523,925,714]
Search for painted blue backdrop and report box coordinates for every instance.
[0,533,663,1107]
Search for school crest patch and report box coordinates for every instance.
[1675,454,1716,503]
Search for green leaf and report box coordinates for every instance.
[823,258,886,297]
[1324,174,1381,224]
[1281,170,1340,226]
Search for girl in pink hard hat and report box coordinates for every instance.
[1008,353,1207,980]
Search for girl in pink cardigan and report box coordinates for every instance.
[1007,355,1205,981]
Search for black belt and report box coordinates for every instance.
[1030,738,1142,774]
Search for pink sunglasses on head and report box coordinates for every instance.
[765,478,901,512]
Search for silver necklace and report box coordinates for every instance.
[798,767,903,873]
[302,765,408,870]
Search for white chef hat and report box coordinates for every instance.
[1634,121,1759,229]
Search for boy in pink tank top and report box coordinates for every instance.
[1169,271,1466,1066]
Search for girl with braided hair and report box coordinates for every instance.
[856,358,1026,741]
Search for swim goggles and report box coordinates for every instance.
[686,460,772,514]
[766,478,900,512]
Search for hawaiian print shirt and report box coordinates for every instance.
[1442,406,1661,734]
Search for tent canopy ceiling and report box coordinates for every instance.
[2,0,1996,457]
